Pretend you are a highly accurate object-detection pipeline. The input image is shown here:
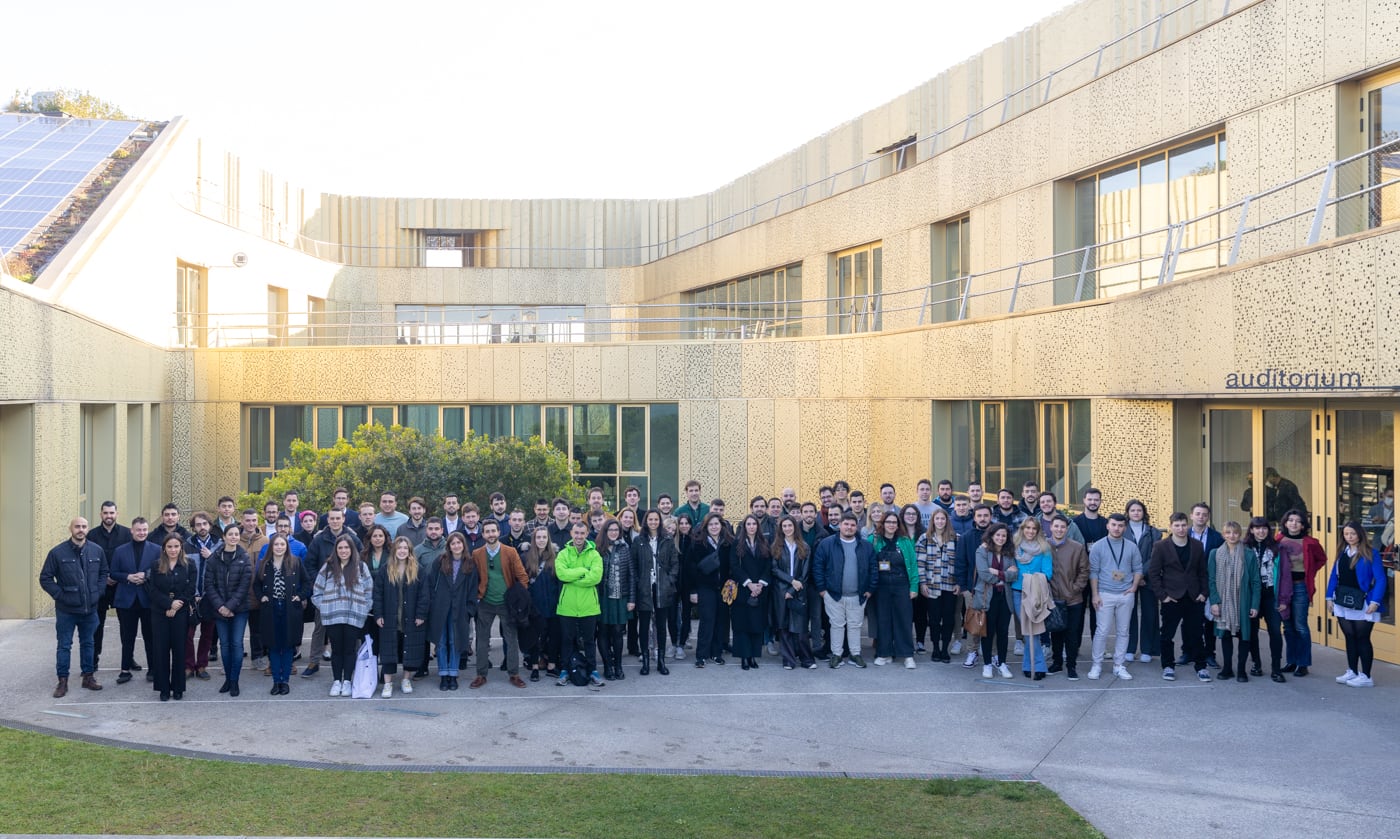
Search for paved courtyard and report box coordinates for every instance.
[1,618,1394,838]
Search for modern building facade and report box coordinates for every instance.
[3,0,1399,664]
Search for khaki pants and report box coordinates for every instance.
[961,590,981,643]
[475,601,520,676]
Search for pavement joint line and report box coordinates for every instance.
[0,718,1030,779]
[1028,675,1114,777]
[46,682,1207,707]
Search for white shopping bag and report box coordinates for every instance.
[350,635,378,699]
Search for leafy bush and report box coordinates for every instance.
[238,424,586,515]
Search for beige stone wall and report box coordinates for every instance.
[0,283,169,618]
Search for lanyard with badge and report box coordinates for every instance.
[1107,539,1126,582]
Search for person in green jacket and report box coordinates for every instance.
[1208,521,1260,683]
[869,511,920,668]
[555,521,604,686]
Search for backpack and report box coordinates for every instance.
[569,650,591,686]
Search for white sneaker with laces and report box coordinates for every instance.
[401,677,413,694]
[322,648,332,661]
[998,663,1013,679]
[1087,665,1102,680]
[329,680,342,697]
[1336,669,1357,684]
[963,651,979,668]
[950,640,963,655]
[873,657,890,666]
[1346,673,1374,687]
[1113,665,1133,681]
[1013,640,1024,656]
[674,646,686,661]
[381,682,392,698]
[904,657,916,669]
[982,664,994,678]
[1138,653,1152,663]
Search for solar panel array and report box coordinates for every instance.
[0,113,142,256]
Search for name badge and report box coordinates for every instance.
[1111,571,1124,581]
[879,560,892,572]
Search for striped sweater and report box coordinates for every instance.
[311,566,374,626]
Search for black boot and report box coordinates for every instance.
[640,647,650,676]
[656,651,669,675]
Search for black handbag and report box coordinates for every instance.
[1334,584,1367,611]
[697,551,720,576]
[1045,600,1068,633]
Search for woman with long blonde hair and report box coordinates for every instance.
[1013,517,1054,679]
[373,536,428,697]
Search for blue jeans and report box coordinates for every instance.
[55,609,99,678]
[267,600,293,682]
[215,611,248,682]
[1012,590,1047,673]
[1285,581,1312,667]
[437,620,459,676]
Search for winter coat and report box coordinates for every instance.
[254,554,311,647]
[204,547,252,615]
[632,535,679,611]
[426,556,480,643]
[373,562,430,669]
[555,540,603,618]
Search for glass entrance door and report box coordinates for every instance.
[1327,408,1397,661]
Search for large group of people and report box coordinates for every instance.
[40,477,1390,700]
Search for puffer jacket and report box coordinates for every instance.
[39,539,107,614]
[599,541,634,603]
[204,546,252,615]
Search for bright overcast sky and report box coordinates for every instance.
[6,0,1057,199]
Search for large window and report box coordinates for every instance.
[929,217,970,323]
[933,400,1092,508]
[829,242,882,334]
[174,262,206,348]
[1366,72,1400,229]
[686,263,803,339]
[422,229,500,268]
[243,403,679,508]
[395,304,585,345]
[1067,132,1227,301]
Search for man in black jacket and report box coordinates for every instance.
[39,517,108,697]
[1149,512,1211,683]
[87,501,130,673]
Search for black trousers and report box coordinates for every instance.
[1338,617,1375,677]
[635,609,655,657]
[598,623,625,672]
[1218,631,1249,673]
[695,588,722,659]
[912,594,929,645]
[116,605,153,671]
[1050,601,1085,668]
[559,614,598,674]
[651,606,673,660]
[326,623,360,681]
[1249,588,1284,671]
[980,594,1011,664]
[1159,599,1205,670]
[626,613,640,656]
[149,607,188,694]
[93,588,113,668]
[248,608,265,660]
[925,591,957,654]
[672,580,691,645]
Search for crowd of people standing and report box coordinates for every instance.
[40,476,1389,699]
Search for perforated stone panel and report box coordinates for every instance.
[1091,399,1175,518]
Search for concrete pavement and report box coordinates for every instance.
[2,617,1394,837]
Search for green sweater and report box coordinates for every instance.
[868,534,920,593]
[555,540,603,617]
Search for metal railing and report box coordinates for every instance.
[922,137,1400,323]
[172,139,1400,348]
[180,0,1239,268]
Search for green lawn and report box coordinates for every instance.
[0,726,1100,838]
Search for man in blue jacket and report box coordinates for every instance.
[110,518,160,685]
[39,517,109,697]
[813,512,875,669]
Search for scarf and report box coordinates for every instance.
[1215,543,1245,633]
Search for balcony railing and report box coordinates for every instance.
[172,137,1400,349]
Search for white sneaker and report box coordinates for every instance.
[401,677,413,694]
[950,639,963,655]
[1101,651,1112,661]
[982,664,994,678]
[674,646,686,661]
[1162,667,1176,681]
[1138,653,1152,663]
[1113,665,1133,681]
[381,682,392,698]
[998,663,1013,679]
[1336,669,1358,684]
[766,642,779,656]
[1013,640,1024,656]
[322,648,332,661]
[329,680,342,697]
[904,657,916,669]
[873,657,890,666]
[963,651,979,668]
[1087,665,1102,680]
[1346,673,1374,688]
